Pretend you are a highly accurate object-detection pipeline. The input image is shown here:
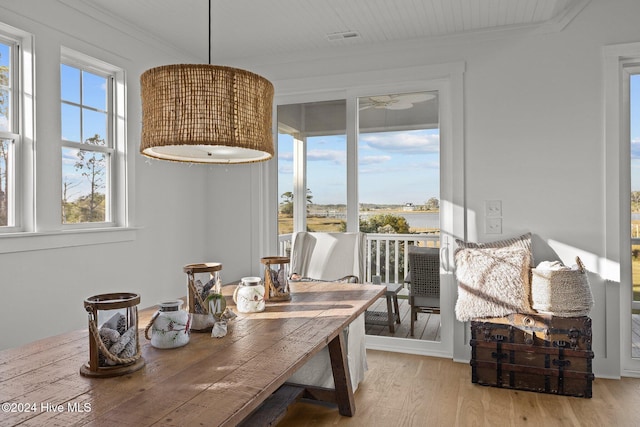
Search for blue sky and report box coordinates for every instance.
[278,128,440,206]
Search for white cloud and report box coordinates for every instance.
[632,138,640,159]
[278,151,293,162]
[361,131,439,154]
[359,155,392,165]
[278,164,293,174]
[62,151,78,166]
[307,149,346,164]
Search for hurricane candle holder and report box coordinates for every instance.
[80,292,145,378]
[261,256,291,301]
[184,262,223,332]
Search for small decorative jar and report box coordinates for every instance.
[233,277,266,313]
[144,300,191,349]
[261,256,291,301]
[184,262,223,332]
[80,292,145,378]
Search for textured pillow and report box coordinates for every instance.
[455,232,532,253]
[454,246,532,322]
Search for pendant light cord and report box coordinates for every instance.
[208,0,211,65]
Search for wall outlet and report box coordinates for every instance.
[485,200,502,218]
[486,218,502,234]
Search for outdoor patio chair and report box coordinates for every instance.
[407,245,441,337]
[287,231,368,390]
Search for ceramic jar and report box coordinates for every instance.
[145,300,191,349]
[233,277,265,313]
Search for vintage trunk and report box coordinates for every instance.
[470,313,594,398]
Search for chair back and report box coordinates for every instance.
[408,246,440,300]
[290,232,366,282]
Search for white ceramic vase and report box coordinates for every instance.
[233,277,265,313]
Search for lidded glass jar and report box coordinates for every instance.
[233,277,266,313]
[144,300,191,349]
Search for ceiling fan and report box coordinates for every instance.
[359,92,435,111]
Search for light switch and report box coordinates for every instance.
[486,218,502,234]
[485,200,502,218]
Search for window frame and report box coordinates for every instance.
[277,99,348,234]
[0,22,33,234]
[60,47,126,230]
[603,41,640,377]
[0,35,19,229]
[267,62,465,359]
[277,85,444,235]
[0,34,135,254]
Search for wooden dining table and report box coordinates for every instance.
[0,281,384,427]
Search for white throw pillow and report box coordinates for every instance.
[455,232,533,264]
[454,246,532,321]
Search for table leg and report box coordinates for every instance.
[327,332,355,416]
[386,295,395,333]
[393,295,401,324]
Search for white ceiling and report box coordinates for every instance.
[76,0,589,63]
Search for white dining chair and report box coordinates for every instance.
[286,231,368,390]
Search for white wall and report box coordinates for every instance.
[0,0,211,349]
[2,0,640,376]
[219,0,640,376]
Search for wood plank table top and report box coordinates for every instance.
[0,281,384,427]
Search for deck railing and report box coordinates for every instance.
[278,232,440,284]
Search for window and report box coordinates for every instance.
[358,91,440,284]
[0,23,33,234]
[277,100,347,234]
[271,63,463,356]
[277,91,440,284]
[60,49,124,226]
[604,42,640,375]
[357,91,440,234]
[628,66,640,359]
[0,37,15,228]
[0,27,132,252]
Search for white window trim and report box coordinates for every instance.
[0,32,136,253]
[0,227,137,254]
[603,41,640,378]
[0,22,34,234]
[60,47,125,230]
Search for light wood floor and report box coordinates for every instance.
[277,350,640,427]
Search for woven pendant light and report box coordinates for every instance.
[139,2,274,164]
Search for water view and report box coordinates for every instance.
[360,211,439,231]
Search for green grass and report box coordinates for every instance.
[278,216,344,234]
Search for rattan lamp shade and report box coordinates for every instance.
[140,64,274,164]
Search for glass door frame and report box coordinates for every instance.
[265,62,466,359]
[620,61,640,375]
[604,42,640,377]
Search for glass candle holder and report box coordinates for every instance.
[80,292,145,378]
[184,262,223,332]
[261,256,291,301]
